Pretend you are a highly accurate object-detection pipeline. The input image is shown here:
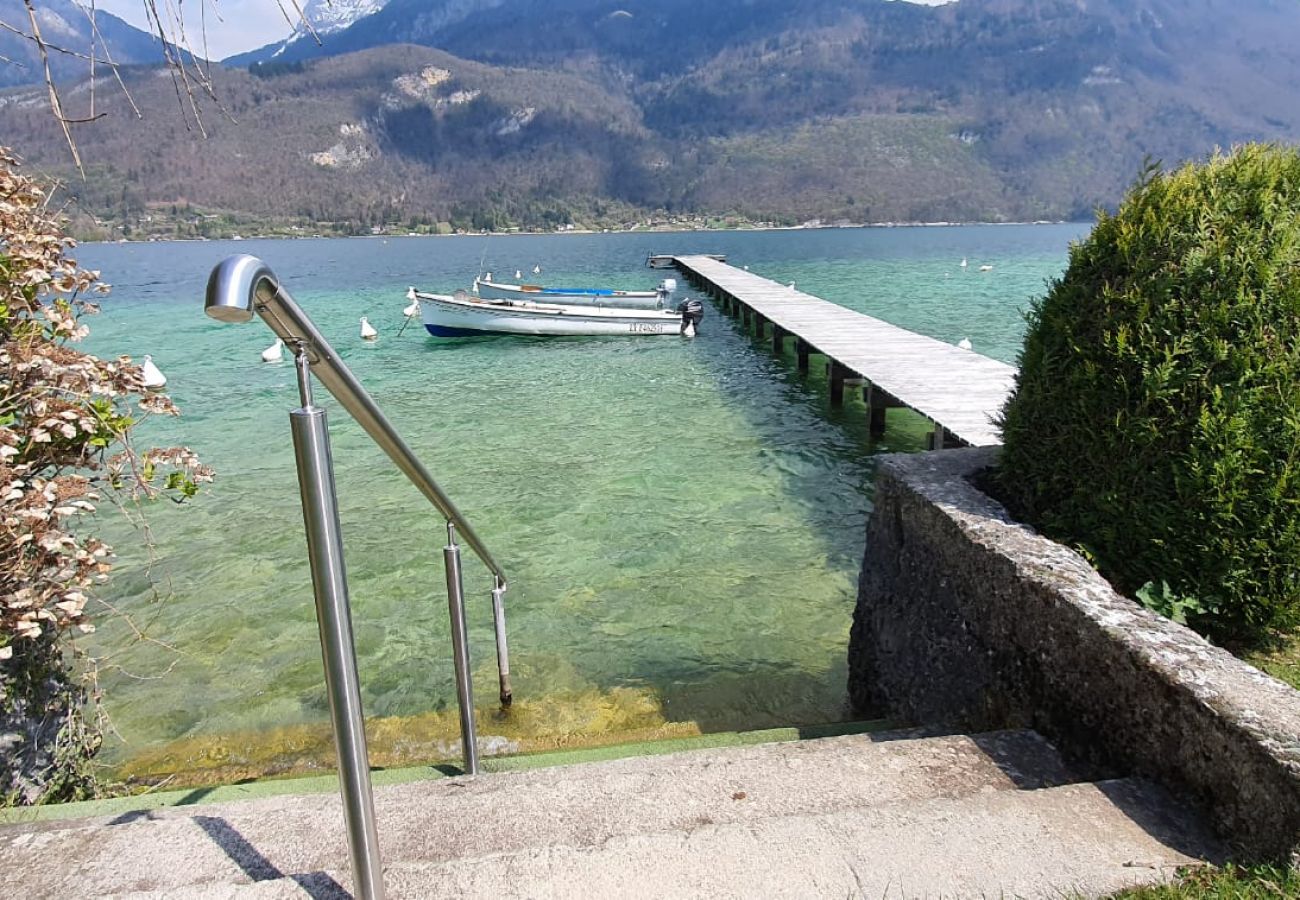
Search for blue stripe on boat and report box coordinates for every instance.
[425,323,500,337]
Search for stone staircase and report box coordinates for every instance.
[0,727,1222,898]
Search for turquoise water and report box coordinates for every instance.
[75,225,1085,776]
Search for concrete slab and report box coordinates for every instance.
[376,777,1218,899]
[0,730,1219,899]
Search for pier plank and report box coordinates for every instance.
[672,256,1017,447]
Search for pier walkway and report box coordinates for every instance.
[669,255,1017,447]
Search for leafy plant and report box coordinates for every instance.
[1134,581,1210,627]
[996,144,1300,647]
[1111,862,1300,898]
[0,147,212,804]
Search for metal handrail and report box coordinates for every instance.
[204,254,515,899]
[206,255,509,592]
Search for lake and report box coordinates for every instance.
[75,224,1087,784]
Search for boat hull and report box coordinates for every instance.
[474,278,665,309]
[416,290,686,337]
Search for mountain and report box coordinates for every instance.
[0,0,169,87]
[226,0,497,68]
[1,0,1298,235]
[295,0,391,36]
[1,44,659,235]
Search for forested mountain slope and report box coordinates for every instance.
[2,0,1297,234]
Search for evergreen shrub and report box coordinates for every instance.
[996,144,1300,647]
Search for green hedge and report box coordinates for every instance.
[996,144,1300,647]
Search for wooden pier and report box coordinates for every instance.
[669,255,1017,448]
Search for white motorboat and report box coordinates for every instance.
[473,274,673,310]
[411,288,701,337]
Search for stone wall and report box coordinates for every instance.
[848,447,1300,863]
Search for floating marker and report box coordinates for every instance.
[957,337,973,351]
[960,257,968,268]
[533,264,541,274]
[261,338,284,362]
[979,264,994,272]
[141,355,167,389]
[360,316,378,340]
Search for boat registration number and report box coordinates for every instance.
[629,323,671,333]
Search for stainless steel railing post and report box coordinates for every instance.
[290,348,385,900]
[444,523,480,774]
[491,577,512,707]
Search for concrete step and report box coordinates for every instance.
[0,729,1220,898]
[375,776,1219,899]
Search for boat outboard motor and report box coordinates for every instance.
[677,297,704,336]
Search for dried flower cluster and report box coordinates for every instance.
[0,147,212,665]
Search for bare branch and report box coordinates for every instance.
[22,0,83,172]
[74,3,143,120]
[57,111,108,125]
[282,0,323,47]
[0,18,110,63]
[8,0,315,167]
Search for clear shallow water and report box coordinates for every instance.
[74,225,1086,781]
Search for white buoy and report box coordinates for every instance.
[960,257,968,268]
[957,337,973,351]
[140,355,167,389]
[515,269,523,280]
[360,316,378,340]
[684,320,697,338]
[979,264,994,272]
[403,299,420,318]
[533,264,541,274]
[787,281,796,290]
[261,338,284,362]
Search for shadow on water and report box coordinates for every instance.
[376,301,889,739]
[479,300,922,736]
[605,289,963,735]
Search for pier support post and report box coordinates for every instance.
[741,306,751,329]
[865,384,889,439]
[830,360,848,407]
[927,423,949,451]
[755,315,767,339]
[796,339,810,373]
[772,324,786,355]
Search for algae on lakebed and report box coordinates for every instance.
[113,685,703,789]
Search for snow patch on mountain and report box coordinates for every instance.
[296,0,389,38]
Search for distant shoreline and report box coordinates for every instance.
[82,219,1087,246]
